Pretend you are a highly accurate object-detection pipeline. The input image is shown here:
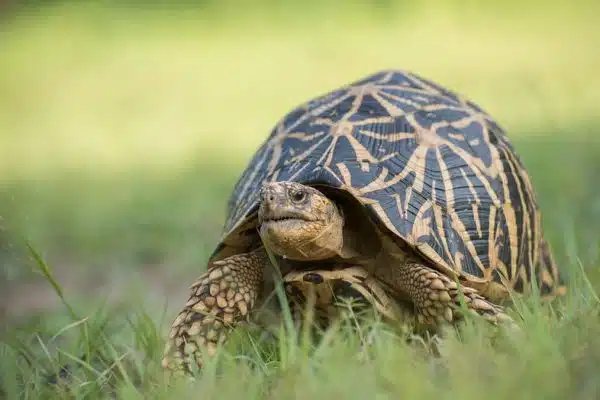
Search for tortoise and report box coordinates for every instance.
[162,69,566,374]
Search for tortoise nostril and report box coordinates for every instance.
[268,194,275,202]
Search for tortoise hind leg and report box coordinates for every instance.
[536,238,568,299]
[378,262,513,326]
[162,248,268,375]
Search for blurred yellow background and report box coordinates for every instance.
[1,0,598,177]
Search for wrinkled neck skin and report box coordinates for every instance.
[257,182,363,262]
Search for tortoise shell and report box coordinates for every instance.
[210,70,564,296]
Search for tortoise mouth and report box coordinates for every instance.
[260,208,317,224]
[262,216,305,223]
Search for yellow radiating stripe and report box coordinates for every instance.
[500,145,533,282]
[430,180,456,271]
[435,147,487,275]
[336,162,353,187]
[472,203,482,238]
[367,200,403,238]
[288,132,330,164]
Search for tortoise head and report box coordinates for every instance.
[258,182,344,261]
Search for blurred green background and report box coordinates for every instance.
[1,0,599,329]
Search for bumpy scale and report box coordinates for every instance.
[162,249,267,374]
[375,261,511,325]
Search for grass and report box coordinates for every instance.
[1,2,600,399]
[1,235,600,399]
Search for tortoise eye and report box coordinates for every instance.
[290,189,307,203]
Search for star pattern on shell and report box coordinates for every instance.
[219,70,562,296]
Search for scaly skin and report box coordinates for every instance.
[162,248,267,375]
[374,261,512,326]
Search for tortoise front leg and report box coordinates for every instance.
[378,262,513,326]
[162,248,268,375]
